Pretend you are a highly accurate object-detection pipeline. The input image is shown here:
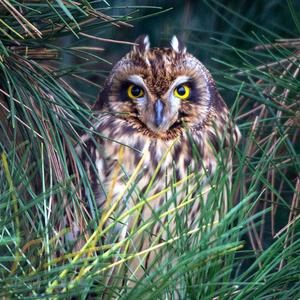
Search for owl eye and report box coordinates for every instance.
[174,84,191,100]
[127,84,144,99]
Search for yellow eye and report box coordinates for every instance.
[127,84,144,99]
[174,84,191,100]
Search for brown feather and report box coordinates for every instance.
[77,35,240,295]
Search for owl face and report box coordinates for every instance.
[98,35,219,139]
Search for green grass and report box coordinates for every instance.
[0,1,299,299]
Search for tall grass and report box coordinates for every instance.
[0,1,299,299]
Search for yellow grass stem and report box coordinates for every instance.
[96,224,237,275]
[0,18,24,39]
[63,179,213,293]
[123,138,179,258]
[86,146,124,258]
[98,172,197,249]
[46,150,146,296]
[128,183,213,278]
[1,152,20,275]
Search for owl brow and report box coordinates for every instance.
[127,75,147,89]
[168,76,192,94]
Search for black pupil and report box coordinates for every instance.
[177,85,186,96]
[131,86,141,96]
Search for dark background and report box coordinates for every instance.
[62,0,300,106]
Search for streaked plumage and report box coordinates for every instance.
[76,35,240,291]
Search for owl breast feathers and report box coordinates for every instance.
[77,35,240,238]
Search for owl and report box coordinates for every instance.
[76,35,240,292]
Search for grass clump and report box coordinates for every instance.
[0,1,299,299]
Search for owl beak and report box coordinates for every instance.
[154,99,164,127]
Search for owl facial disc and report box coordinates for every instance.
[98,34,219,139]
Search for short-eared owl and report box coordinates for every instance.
[77,35,240,288]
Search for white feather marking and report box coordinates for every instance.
[96,158,104,178]
[169,95,181,115]
[143,35,150,51]
[128,75,146,87]
[170,35,180,52]
[169,75,190,92]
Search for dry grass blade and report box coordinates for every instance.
[235,36,300,264]
[1,1,299,299]
[0,0,42,38]
[79,32,138,45]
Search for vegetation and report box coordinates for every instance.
[0,1,299,299]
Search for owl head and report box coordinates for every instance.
[96,35,235,142]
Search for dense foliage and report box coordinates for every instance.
[0,1,299,299]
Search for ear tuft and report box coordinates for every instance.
[170,35,186,54]
[133,35,150,54]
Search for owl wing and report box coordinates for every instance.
[75,132,113,210]
[206,78,241,151]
